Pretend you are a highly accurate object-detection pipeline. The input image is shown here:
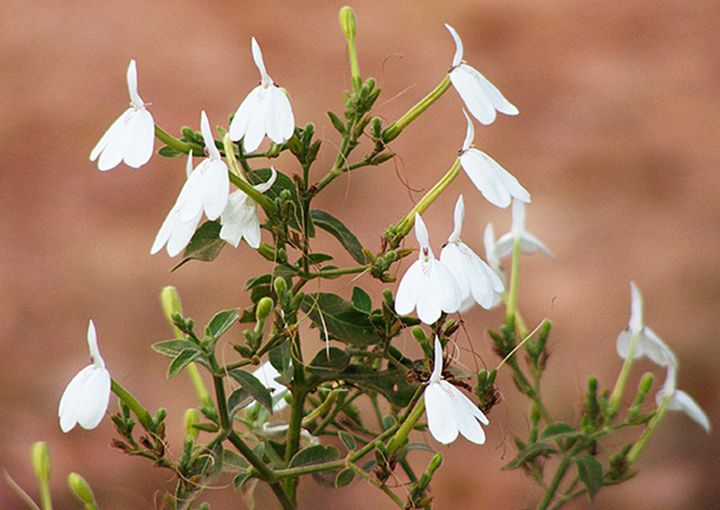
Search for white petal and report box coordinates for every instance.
[448,195,464,242]
[440,244,472,303]
[494,232,514,260]
[254,167,278,193]
[253,361,289,412]
[658,389,711,433]
[496,171,531,205]
[615,330,634,360]
[424,383,459,444]
[59,365,94,432]
[451,382,490,426]
[484,223,500,271]
[185,151,194,178]
[243,213,262,249]
[629,282,643,334]
[451,67,497,125]
[77,367,111,430]
[472,66,519,116]
[123,109,155,169]
[431,336,444,382]
[519,233,553,258]
[126,59,143,108]
[91,109,132,171]
[414,213,430,249]
[200,111,221,160]
[641,327,677,367]
[179,167,207,222]
[243,95,268,153]
[220,191,254,248]
[461,110,475,152]
[511,199,526,237]
[151,205,180,255]
[467,250,503,309]
[447,382,487,444]
[436,260,461,313]
[229,87,262,142]
[86,320,105,368]
[415,263,445,324]
[444,24,464,68]
[460,151,512,207]
[265,87,295,144]
[167,212,202,257]
[202,160,230,220]
[395,261,422,316]
[251,37,273,85]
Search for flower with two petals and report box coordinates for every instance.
[220,169,277,249]
[495,199,553,260]
[90,60,154,171]
[58,321,111,432]
[229,38,295,153]
[151,111,229,257]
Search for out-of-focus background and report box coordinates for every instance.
[1,1,718,508]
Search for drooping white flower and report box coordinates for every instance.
[220,168,277,249]
[253,361,289,412]
[495,199,553,259]
[440,196,504,311]
[151,111,230,257]
[459,112,530,208]
[395,214,461,324]
[90,60,155,171]
[58,321,111,432]
[424,336,489,445]
[445,24,518,125]
[656,386,711,433]
[229,38,295,152]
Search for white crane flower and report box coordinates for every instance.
[90,59,155,171]
[220,168,277,249]
[58,321,111,432]
[440,196,504,311]
[459,112,530,208]
[229,38,295,152]
[495,199,553,260]
[424,336,490,445]
[151,111,229,257]
[445,24,518,125]
[395,214,461,325]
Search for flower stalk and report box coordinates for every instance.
[110,379,154,432]
[383,75,451,142]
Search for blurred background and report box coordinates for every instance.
[1,0,718,508]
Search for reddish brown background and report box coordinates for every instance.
[1,1,718,509]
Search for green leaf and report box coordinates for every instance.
[334,468,355,488]
[205,309,240,340]
[503,442,557,470]
[574,455,604,499]
[338,431,356,451]
[540,422,580,441]
[227,388,252,417]
[228,370,273,412]
[289,444,340,468]
[351,287,372,313]
[168,349,201,378]
[222,449,249,472]
[308,347,351,372]
[311,364,416,407]
[311,210,365,263]
[268,340,291,375]
[152,339,201,358]
[245,274,272,291]
[158,146,183,158]
[301,293,380,346]
[172,221,226,271]
[307,253,334,264]
[327,111,346,133]
[249,168,311,234]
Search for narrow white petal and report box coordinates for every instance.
[450,380,490,425]
[151,205,180,255]
[229,87,262,142]
[448,195,464,242]
[200,111,221,160]
[253,361,289,412]
[167,212,202,257]
[448,384,487,444]
[202,160,230,220]
[414,213,430,249]
[663,390,711,433]
[494,232,514,259]
[519,233,553,257]
[490,159,531,204]
[461,110,475,152]
[220,191,253,248]
[77,368,111,430]
[444,24,464,68]
[460,151,512,208]
[440,244,471,303]
[472,65,519,116]
[436,259,462,313]
[243,97,268,153]
[254,167,278,193]
[424,383,459,444]
[641,327,678,368]
[484,223,500,270]
[185,151,194,178]
[431,336,444,382]
[126,59,144,108]
[266,87,295,144]
[395,261,422,316]
[86,320,105,368]
[451,67,496,125]
[629,282,643,334]
[58,365,95,432]
[243,213,262,249]
[615,330,634,360]
[251,37,273,85]
[123,109,155,169]
[416,262,446,324]
[466,250,500,309]
[179,166,207,222]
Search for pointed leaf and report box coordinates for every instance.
[334,468,355,488]
[168,349,201,378]
[152,339,201,358]
[308,347,351,372]
[574,455,604,499]
[289,444,340,468]
[158,146,184,158]
[338,431,356,451]
[540,422,580,441]
[351,287,372,313]
[503,442,557,470]
[311,210,365,263]
[227,388,253,416]
[205,308,240,339]
[229,370,273,412]
[301,293,380,346]
[172,221,226,271]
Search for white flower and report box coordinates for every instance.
[445,24,518,125]
[220,168,277,249]
[90,59,155,171]
[58,321,111,432]
[495,199,553,259]
[395,214,461,324]
[459,112,530,208]
[483,223,501,275]
[253,361,289,412]
[656,386,711,433]
[151,111,230,257]
[229,38,295,152]
[425,336,489,445]
[440,196,504,311]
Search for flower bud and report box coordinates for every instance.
[68,472,96,506]
[31,441,51,482]
[411,326,432,359]
[160,286,184,336]
[184,408,200,439]
[256,297,274,322]
[339,6,357,39]
[273,277,288,300]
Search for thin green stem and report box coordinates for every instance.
[37,481,51,510]
[305,265,369,278]
[154,125,201,154]
[386,399,426,458]
[536,456,571,510]
[506,236,521,322]
[348,462,404,508]
[382,75,452,142]
[111,379,154,431]
[608,329,641,417]
[627,392,671,463]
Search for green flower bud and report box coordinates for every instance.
[411,326,432,359]
[273,277,288,299]
[339,6,357,39]
[160,286,184,336]
[256,297,274,322]
[184,409,200,439]
[68,472,96,506]
[31,441,51,482]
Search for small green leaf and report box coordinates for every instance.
[307,253,334,265]
[503,442,557,470]
[308,347,351,372]
[334,468,355,488]
[311,210,365,263]
[351,287,372,313]
[229,370,273,412]
[222,449,249,472]
[152,339,201,358]
[338,431,356,451]
[268,340,291,375]
[172,221,226,271]
[540,422,580,441]
[327,111,346,134]
[301,293,380,346]
[574,455,604,499]
[289,444,340,468]
[205,309,240,340]
[168,349,201,378]
[158,146,184,158]
[245,274,272,291]
[227,388,252,417]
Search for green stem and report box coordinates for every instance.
[608,328,641,417]
[154,125,201,154]
[305,265,369,278]
[348,462,404,508]
[222,134,276,215]
[627,392,671,463]
[505,236,521,322]
[537,456,571,510]
[111,379,154,431]
[388,158,462,247]
[382,75,452,142]
[386,399,426,458]
[38,481,51,510]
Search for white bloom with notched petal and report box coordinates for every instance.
[220,168,277,249]
[445,24,518,125]
[253,361,289,412]
[495,199,553,259]
[459,112,530,208]
[395,214,461,325]
[229,38,295,152]
[90,60,154,171]
[58,321,111,432]
[151,111,230,257]
[425,337,489,445]
[440,196,504,311]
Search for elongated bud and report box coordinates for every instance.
[339,6,357,39]
[256,297,274,322]
[628,372,654,421]
[184,408,200,439]
[417,453,443,491]
[160,286,184,337]
[273,277,288,300]
[31,441,51,482]
[411,326,433,359]
[68,473,97,508]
